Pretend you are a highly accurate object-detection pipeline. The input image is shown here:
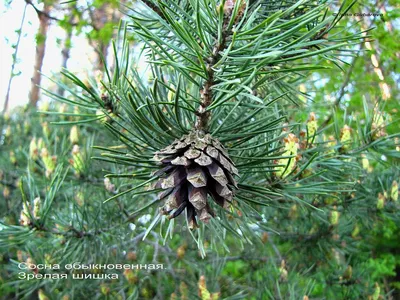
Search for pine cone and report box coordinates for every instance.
[153,131,238,229]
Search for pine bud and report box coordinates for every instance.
[29,138,39,161]
[23,120,30,134]
[198,275,212,300]
[276,133,299,178]
[58,103,67,114]
[372,282,380,300]
[44,253,53,265]
[69,125,79,145]
[74,191,84,206]
[140,287,152,298]
[288,204,298,220]
[325,135,336,155]
[377,193,385,210]
[179,282,189,300]
[3,112,10,121]
[340,125,352,151]
[33,197,41,219]
[71,145,84,176]
[371,110,387,140]
[261,232,269,244]
[391,180,398,202]
[41,148,56,177]
[223,0,235,14]
[332,248,343,264]
[361,154,373,173]
[5,125,12,138]
[17,250,24,262]
[10,151,17,165]
[395,137,400,152]
[204,240,210,250]
[19,202,31,226]
[177,245,186,260]
[279,260,288,282]
[351,223,360,238]
[225,0,245,22]
[329,206,339,226]
[39,100,50,112]
[126,251,137,261]
[104,178,116,193]
[123,269,138,284]
[37,138,45,151]
[100,284,110,295]
[167,85,174,102]
[3,187,10,199]
[343,265,352,280]
[16,124,22,134]
[299,84,307,103]
[306,112,317,144]
[38,289,50,300]
[16,177,22,189]
[42,122,50,138]
[308,223,319,235]
[303,296,309,300]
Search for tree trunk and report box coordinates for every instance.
[96,41,109,72]
[57,30,72,97]
[29,4,51,107]
[91,2,123,72]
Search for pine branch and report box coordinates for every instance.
[3,4,28,113]
[25,0,78,25]
[195,0,244,132]
[28,221,108,238]
[320,50,360,129]
[141,0,167,21]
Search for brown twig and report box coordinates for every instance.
[25,0,78,25]
[29,221,107,239]
[141,0,167,21]
[195,2,244,132]
[320,51,360,129]
[3,4,28,113]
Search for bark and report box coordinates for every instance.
[96,41,109,72]
[57,30,72,97]
[29,3,51,107]
[91,3,110,72]
[90,2,123,72]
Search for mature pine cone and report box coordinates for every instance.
[153,130,238,229]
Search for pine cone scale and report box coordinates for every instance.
[186,167,207,187]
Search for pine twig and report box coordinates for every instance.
[141,0,167,21]
[25,0,78,25]
[195,1,243,132]
[29,221,108,239]
[320,52,360,129]
[3,4,28,113]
